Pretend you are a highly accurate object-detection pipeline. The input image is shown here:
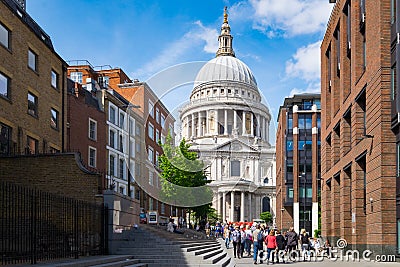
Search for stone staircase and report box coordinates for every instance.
[115,224,234,267]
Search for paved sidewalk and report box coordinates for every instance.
[218,239,398,267]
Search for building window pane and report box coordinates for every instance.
[0,72,10,99]
[119,113,125,129]
[70,72,82,84]
[161,114,166,127]
[156,108,160,124]
[27,92,38,117]
[0,123,11,155]
[149,171,154,186]
[89,119,97,140]
[148,146,154,163]
[391,64,397,101]
[287,140,293,151]
[28,49,37,71]
[148,123,154,140]
[119,158,125,179]
[51,70,58,89]
[136,124,141,136]
[26,136,38,154]
[50,108,58,129]
[0,22,10,49]
[110,155,115,176]
[89,147,96,167]
[230,160,240,176]
[288,188,294,198]
[109,130,115,148]
[148,100,154,118]
[109,106,116,124]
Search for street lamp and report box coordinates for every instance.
[125,103,140,198]
[299,172,306,231]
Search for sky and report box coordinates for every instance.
[27,0,334,143]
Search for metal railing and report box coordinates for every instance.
[0,181,108,265]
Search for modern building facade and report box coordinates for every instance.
[179,9,276,224]
[321,0,397,255]
[276,94,321,235]
[0,0,67,156]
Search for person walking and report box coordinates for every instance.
[286,227,298,260]
[252,224,264,264]
[275,230,286,263]
[231,225,242,258]
[223,224,231,249]
[245,225,253,257]
[264,229,277,265]
[240,225,246,258]
[299,229,310,261]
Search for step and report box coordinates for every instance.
[202,248,223,260]
[179,241,218,248]
[93,258,142,267]
[205,250,227,264]
[193,245,221,256]
[214,254,232,267]
[184,243,220,252]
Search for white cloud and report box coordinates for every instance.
[231,0,333,37]
[288,82,321,97]
[133,21,218,79]
[285,40,321,81]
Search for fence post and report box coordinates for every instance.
[74,201,79,259]
[30,190,37,264]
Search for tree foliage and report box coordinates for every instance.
[260,211,273,224]
[159,135,212,219]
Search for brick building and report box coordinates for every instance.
[276,94,321,235]
[321,0,397,255]
[0,0,67,156]
[67,79,107,184]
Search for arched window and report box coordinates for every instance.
[262,197,271,212]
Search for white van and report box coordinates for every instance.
[252,219,266,226]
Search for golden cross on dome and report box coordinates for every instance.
[224,6,228,23]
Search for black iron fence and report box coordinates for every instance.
[0,181,108,265]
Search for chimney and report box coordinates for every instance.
[74,82,80,97]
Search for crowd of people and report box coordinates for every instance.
[204,222,333,265]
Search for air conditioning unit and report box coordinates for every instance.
[361,13,366,23]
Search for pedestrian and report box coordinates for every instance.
[205,221,210,238]
[264,229,277,264]
[252,224,264,264]
[245,225,253,257]
[286,227,298,259]
[323,239,332,258]
[223,224,231,249]
[240,225,246,258]
[231,225,242,258]
[299,229,310,261]
[275,230,286,263]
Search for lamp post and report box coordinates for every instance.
[125,103,140,198]
[299,172,306,231]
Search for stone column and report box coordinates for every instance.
[216,192,221,217]
[224,110,228,135]
[215,110,219,135]
[248,193,252,221]
[230,191,235,222]
[256,114,260,137]
[198,111,202,136]
[266,120,269,142]
[222,192,226,223]
[186,116,190,138]
[242,111,246,135]
[191,113,195,138]
[206,110,209,135]
[250,113,254,136]
[240,191,245,222]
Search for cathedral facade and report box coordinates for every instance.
[179,9,276,224]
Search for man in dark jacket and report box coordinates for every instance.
[275,230,286,263]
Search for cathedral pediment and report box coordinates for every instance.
[213,139,258,153]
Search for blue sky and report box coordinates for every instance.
[27,0,333,142]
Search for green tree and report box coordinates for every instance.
[260,211,273,224]
[159,135,213,220]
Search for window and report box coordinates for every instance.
[51,70,58,89]
[156,152,159,167]
[109,106,116,124]
[119,134,123,152]
[109,130,115,148]
[129,119,135,135]
[26,136,38,154]
[149,197,154,210]
[110,155,115,176]
[156,108,160,124]
[161,134,165,145]
[27,92,38,117]
[136,124,141,136]
[0,22,10,49]
[286,141,293,151]
[89,146,96,167]
[148,122,154,140]
[119,158,125,179]
[161,114,166,127]
[230,160,240,176]
[89,119,97,140]
[391,64,397,101]
[70,72,82,84]
[0,123,11,155]
[169,125,173,135]
[288,188,294,199]
[28,49,37,71]
[148,146,154,163]
[50,108,58,129]
[135,162,141,177]
[161,203,165,214]
[98,76,109,88]
[149,170,154,186]
[0,71,10,99]
[156,129,160,143]
[148,100,154,118]
[119,113,125,129]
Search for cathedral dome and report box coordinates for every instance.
[194,56,257,88]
